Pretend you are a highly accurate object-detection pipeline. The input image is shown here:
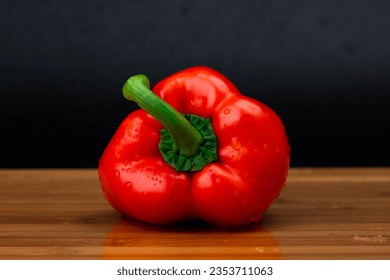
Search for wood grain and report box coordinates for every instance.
[0,168,389,260]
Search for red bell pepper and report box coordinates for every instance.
[98,66,290,227]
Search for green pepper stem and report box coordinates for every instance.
[122,74,203,157]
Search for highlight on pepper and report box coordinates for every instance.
[98,66,290,227]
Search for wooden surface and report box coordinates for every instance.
[0,168,389,260]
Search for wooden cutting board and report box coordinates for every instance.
[0,168,389,259]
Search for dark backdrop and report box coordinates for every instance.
[1,0,389,168]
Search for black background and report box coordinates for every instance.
[1,0,389,168]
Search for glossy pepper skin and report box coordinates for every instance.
[98,66,290,227]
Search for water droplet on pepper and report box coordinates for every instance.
[231,137,241,150]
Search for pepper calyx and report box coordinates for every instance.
[159,114,218,172]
